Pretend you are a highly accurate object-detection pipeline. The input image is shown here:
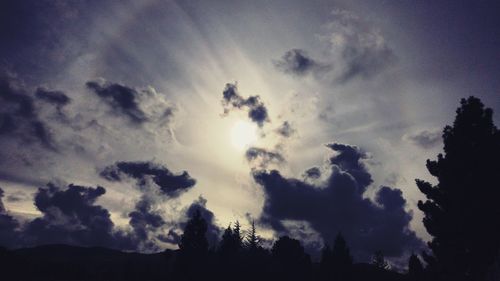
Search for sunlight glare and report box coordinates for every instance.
[230,120,258,150]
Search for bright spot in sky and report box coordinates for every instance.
[230,120,258,150]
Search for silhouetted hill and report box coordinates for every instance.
[1,244,175,280]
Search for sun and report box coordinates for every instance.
[230,120,258,150]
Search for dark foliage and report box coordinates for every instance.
[416,96,500,281]
[271,236,312,280]
[175,209,209,280]
[320,232,353,280]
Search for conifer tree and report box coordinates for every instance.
[416,97,500,281]
[245,220,260,250]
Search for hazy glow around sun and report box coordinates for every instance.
[230,120,258,150]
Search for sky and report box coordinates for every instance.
[0,0,499,265]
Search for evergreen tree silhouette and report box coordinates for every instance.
[216,222,245,280]
[241,221,269,281]
[233,220,243,249]
[244,220,261,250]
[218,224,238,257]
[372,250,389,270]
[319,243,333,280]
[320,233,353,280]
[331,233,353,280]
[416,97,500,281]
[408,253,424,281]
[175,209,209,280]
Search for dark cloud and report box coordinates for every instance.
[0,74,56,150]
[246,147,285,169]
[86,79,175,126]
[128,196,166,251]
[86,80,148,124]
[221,83,269,127]
[0,187,19,248]
[252,142,422,261]
[100,161,196,197]
[404,129,442,149]
[0,178,221,252]
[35,87,71,106]
[276,121,296,138]
[274,49,330,76]
[21,183,133,249]
[184,196,221,247]
[329,9,397,83]
[325,143,372,193]
[156,196,221,247]
[303,167,321,180]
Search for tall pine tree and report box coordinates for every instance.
[416,96,500,281]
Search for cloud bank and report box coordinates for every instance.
[253,143,422,261]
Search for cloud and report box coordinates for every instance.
[252,142,422,261]
[0,74,56,150]
[0,176,223,252]
[403,129,442,149]
[86,79,174,125]
[156,196,222,247]
[128,196,166,251]
[184,196,221,246]
[6,190,30,203]
[35,87,71,106]
[274,49,331,76]
[21,183,133,249]
[245,147,285,169]
[327,9,397,83]
[0,187,19,248]
[303,167,321,180]
[275,9,396,84]
[221,83,269,127]
[275,121,296,138]
[100,161,196,197]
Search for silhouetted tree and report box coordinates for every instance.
[233,220,242,248]
[216,222,246,280]
[175,209,209,280]
[331,233,353,280]
[320,243,333,280]
[271,236,311,280]
[408,253,424,281]
[218,224,238,257]
[320,233,353,280]
[241,221,270,280]
[244,220,261,250]
[372,250,389,270]
[416,97,500,281]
